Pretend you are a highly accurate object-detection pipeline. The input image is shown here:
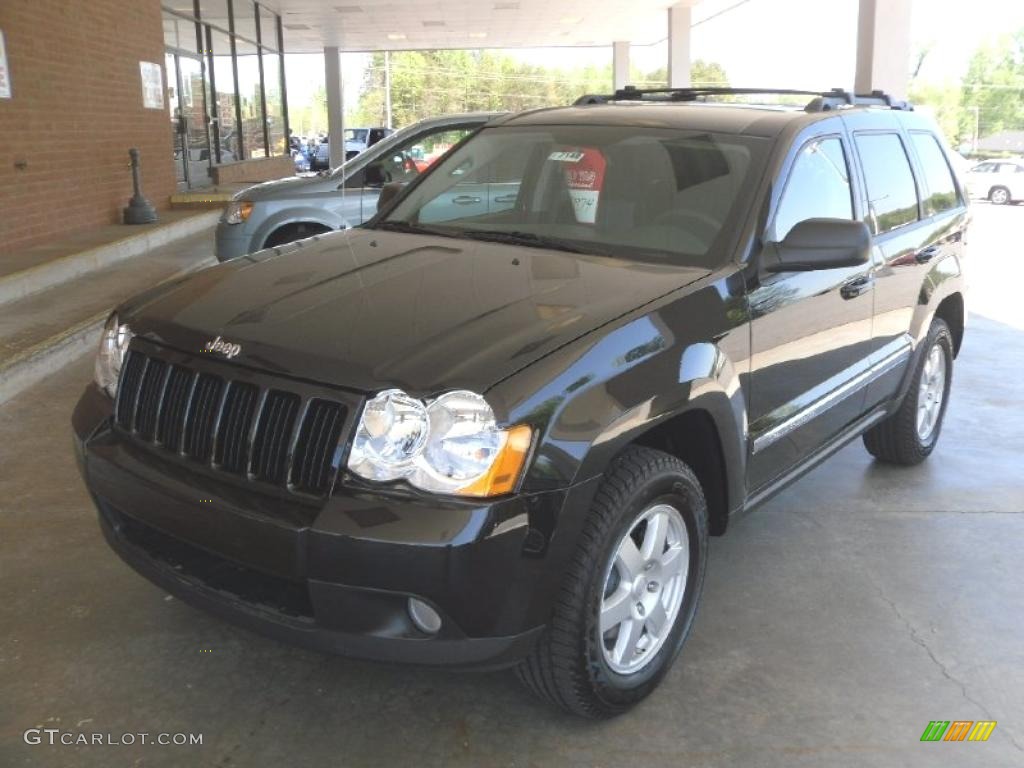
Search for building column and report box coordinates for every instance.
[612,41,630,91]
[324,46,345,168]
[668,4,692,88]
[854,0,911,100]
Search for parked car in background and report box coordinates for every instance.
[964,158,1024,204]
[216,112,504,261]
[308,127,395,170]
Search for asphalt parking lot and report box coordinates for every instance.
[1,204,1022,768]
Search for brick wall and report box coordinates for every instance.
[0,0,175,258]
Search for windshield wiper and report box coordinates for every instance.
[372,220,461,238]
[457,229,588,254]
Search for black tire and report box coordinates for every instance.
[264,222,332,248]
[863,318,953,465]
[989,186,1011,205]
[516,446,708,718]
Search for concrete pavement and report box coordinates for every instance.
[0,205,1021,768]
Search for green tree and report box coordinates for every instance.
[960,31,1024,141]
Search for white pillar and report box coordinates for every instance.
[854,0,911,100]
[612,41,630,91]
[668,4,692,88]
[324,46,346,168]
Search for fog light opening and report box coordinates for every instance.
[408,597,442,635]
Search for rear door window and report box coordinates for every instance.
[908,132,960,215]
[771,136,853,241]
[854,132,920,234]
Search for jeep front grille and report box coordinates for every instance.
[114,348,350,497]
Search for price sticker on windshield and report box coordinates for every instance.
[549,147,606,224]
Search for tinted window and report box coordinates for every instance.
[772,137,853,241]
[855,133,920,234]
[909,132,960,215]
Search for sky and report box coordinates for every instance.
[283,0,1024,119]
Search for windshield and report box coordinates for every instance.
[376,125,768,266]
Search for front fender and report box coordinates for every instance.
[487,278,748,515]
[250,205,350,251]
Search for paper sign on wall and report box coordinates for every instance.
[140,61,163,109]
[551,147,606,224]
[0,31,12,99]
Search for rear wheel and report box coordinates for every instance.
[863,318,953,465]
[989,186,1011,205]
[516,446,707,718]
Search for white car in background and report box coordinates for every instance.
[965,159,1024,205]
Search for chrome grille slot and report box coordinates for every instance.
[251,390,300,485]
[291,399,346,495]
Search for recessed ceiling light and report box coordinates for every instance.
[334,5,363,12]
[560,16,582,24]
[422,20,445,27]
[467,31,488,38]
[387,33,407,40]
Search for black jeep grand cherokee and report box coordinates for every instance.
[73,87,967,718]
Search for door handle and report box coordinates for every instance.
[493,194,518,203]
[453,195,482,205]
[915,245,940,263]
[840,275,874,300]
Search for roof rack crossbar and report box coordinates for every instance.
[574,86,912,112]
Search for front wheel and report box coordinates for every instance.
[989,186,1011,205]
[516,446,708,718]
[863,318,953,465]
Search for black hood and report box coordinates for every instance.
[122,228,709,395]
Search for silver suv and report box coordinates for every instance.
[216,113,503,261]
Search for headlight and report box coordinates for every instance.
[222,200,254,225]
[347,389,533,498]
[94,312,133,398]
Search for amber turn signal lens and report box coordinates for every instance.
[457,424,534,498]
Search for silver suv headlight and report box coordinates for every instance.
[222,200,254,225]
[347,389,533,498]
[94,312,133,398]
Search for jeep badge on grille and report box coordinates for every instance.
[203,336,242,359]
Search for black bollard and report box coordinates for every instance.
[123,148,158,225]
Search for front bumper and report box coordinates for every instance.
[214,222,256,262]
[73,384,595,668]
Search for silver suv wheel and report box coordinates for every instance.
[916,342,947,442]
[599,502,689,674]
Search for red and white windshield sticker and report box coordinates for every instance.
[549,147,606,224]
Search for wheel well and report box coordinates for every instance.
[264,221,333,248]
[934,292,965,357]
[632,409,730,536]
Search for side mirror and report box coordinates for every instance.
[363,163,390,187]
[763,218,871,273]
[376,181,405,213]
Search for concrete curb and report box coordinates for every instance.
[0,256,217,405]
[0,211,221,307]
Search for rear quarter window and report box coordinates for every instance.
[909,132,961,215]
[854,132,920,235]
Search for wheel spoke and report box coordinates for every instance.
[612,617,645,666]
[600,586,633,634]
[615,537,644,582]
[640,511,669,560]
[645,598,669,638]
[659,543,687,576]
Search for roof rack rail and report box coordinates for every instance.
[574,86,913,112]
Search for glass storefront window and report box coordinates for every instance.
[208,26,238,163]
[235,36,266,159]
[161,1,286,178]
[262,49,285,156]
